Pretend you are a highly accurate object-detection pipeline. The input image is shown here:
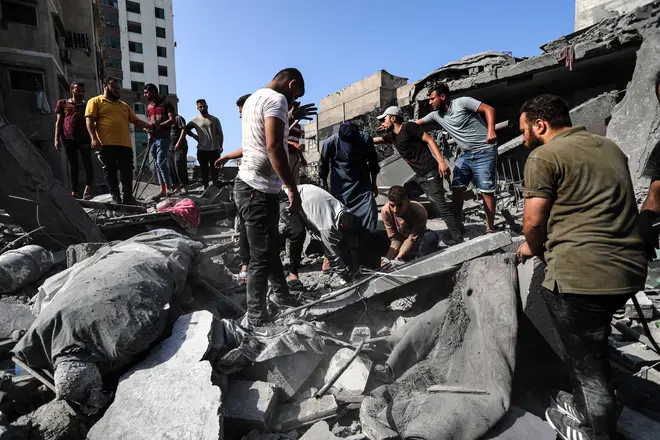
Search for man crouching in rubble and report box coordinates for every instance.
[517,94,647,440]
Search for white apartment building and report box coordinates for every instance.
[575,0,654,30]
[100,0,177,159]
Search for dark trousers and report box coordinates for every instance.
[97,145,134,201]
[168,147,189,186]
[418,170,461,239]
[541,287,630,439]
[406,229,440,260]
[234,178,289,325]
[280,207,307,275]
[197,150,220,188]
[238,214,250,268]
[63,139,94,193]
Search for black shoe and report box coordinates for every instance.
[551,390,585,424]
[546,408,593,440]
[111,193,122,204]
[270,293,301,308]
[122,196,139,206]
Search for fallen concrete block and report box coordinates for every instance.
[307,232,512,318]
[350,326,371,344]
[0,303,34,340]
[618,406,660,440]
[65,242,106,268]
[626,292,655,320]
[87,311,221,440]
[359,401,398,440]
[224,380,278,431]
[325,348,372,395]
[300,421,341,440]
[274,395,338,431]
[243,351,323,400]
[10,400,87,440]
[0,245,53,294]
[609,332,660,369]
[0,118,106,249]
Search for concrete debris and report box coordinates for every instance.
[359,403,398,440]
[65,242,106,268]
[300,421,341,440]
[9,400,86,440]
[242,351,323,400]
[87,311,221,440]
[53,360,107,415]
[0,303,34,340]
[625,292,655,320]
[609,332,660,369]
[350,326,371,344]
[390,316,410,335]
[388,295,417,311]
[0,245,53,294]
[274,395,339,431]
[325,348,372,395]
[617,406,660,440]
[224,380,278,431]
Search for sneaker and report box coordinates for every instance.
[270,293,301,308]
[111,195,122,205]
[546,408,592,440]
[551,390,585,424]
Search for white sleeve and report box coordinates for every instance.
[263,94,288,123]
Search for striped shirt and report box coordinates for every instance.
[238,88,289,194]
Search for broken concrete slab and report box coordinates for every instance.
[10,400,87,440]
[359,402,398,440]
[0,118,106,250]
[307,232,512,318]
[274,395,339,431]
[65,242,107,268]
[224,380,278,431]
[242,351,323,401]
[0,303,34,340]
[568,91,619,135]
[607,36,660,183]
[300,421,341,440]
[626,291,655,319]
[325,348,372,395]
[350,326,371,344]
[618,406,660,440]
[609,332,660,369]
[87,311,221,440]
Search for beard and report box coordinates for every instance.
[107,89,120,100]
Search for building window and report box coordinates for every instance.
[156,26,166,38]
[99,0,117,7]
[126,1,140,13]
[156,46,166,58]
[2,1,38,26]
[104,57,122,70]
[128,41,143,54]
[104,35,121,50]
[131,81,145,92]
[127,21,141,34]
[155,7,165,19]
[65,31,90,52]
[134,103,145,115]
[158,65,167,76]
[9,70,43,91]
[159,84,169,96]
[103,15,119,28]
[130,61,144,73]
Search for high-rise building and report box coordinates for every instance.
[97,0,177,163]
[575,0,654,30]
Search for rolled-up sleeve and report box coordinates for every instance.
[523,154,557,199]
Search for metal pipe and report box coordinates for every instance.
[315,340,365,399]
[12,357,55,393]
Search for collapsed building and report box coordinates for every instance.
[1,2,660,440]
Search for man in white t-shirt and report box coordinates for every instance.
[234,68,317,328]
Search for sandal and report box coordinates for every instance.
[287,279,304,291]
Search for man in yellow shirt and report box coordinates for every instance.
[85,77,152,204]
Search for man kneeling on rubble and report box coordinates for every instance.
[286,184,363,281]
[381,185,439,266]
[517,94,647,440]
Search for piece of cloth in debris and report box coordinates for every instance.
[362,254,518,440]
[556,44,575,71]
[13,230,202,378]
[157,198,201,233]
[206,318,326,374]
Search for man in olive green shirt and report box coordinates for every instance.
[517,94,647,440]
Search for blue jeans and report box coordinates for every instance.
[452,148,497,193]
[149,137,171,185]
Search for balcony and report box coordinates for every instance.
[103,67,123,80]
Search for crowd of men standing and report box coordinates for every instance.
[52,65,660,440]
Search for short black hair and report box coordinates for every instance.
[388,185,409,203]
[143,83,158,92]
[273,68,305,93]
[520,94,572,129]
[430,83,450,99]
[338,212,360,236]
[393,115,404,124]
[103,77,118,86]
[70,82,84,89]
[196,99,207,105]
[236,94,251,107]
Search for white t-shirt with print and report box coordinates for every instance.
[238,88,289,194]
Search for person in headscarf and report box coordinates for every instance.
[320,121,380,231]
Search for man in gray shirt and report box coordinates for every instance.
[416,83,498,234]
[187,99,223,188]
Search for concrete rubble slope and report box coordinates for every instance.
[87,311,222,440]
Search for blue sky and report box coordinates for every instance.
[173,0,576,157]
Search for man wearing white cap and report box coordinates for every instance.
[374,106,461,242]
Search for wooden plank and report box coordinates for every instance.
[0,118,105,249]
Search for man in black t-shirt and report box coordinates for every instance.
[374,106,461,241]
